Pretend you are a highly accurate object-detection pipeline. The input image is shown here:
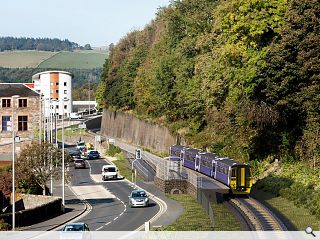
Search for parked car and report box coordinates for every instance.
[76,141,85,150]
[128,190,149,207]
[74,159,86,169]
[87,150,100,160]
[101,165,118,180]
[69,112,81,119]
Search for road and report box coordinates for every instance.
[68,156,160,231]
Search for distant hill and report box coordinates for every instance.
[0,37,82,52]
[0,50,107,69]
[38,51,107,69]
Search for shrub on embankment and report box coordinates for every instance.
[97,0,320,171]
[254,163,320,218]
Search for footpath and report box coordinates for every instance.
[19,182,87,231]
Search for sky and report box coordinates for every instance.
[0,0,171,47]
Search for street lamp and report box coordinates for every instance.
[61,97,69,211]
[11,94,20,231]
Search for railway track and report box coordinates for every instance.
[229,196,287,231]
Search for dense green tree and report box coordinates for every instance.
[99,0,319,164]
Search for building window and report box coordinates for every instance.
[18,99,27,108]
[2,99,11,108]
[56,82,59,86]
[18,116,28,131]
[2,116,12,131]
[64,90,67,94]
[64,82,67,86]
[56,105,59,109]
[56,90,59,93]
[51,82,53,86]
[64,105,67,109]
[50,90,53,94]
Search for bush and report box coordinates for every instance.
[106,144,122,157]
[254,175,293,195]
[0,219,10,231]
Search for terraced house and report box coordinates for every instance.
[0,83,40,145]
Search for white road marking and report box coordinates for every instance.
[88,159,128,231]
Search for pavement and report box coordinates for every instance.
[18,181,88,231]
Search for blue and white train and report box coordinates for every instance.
[169,145,252,195]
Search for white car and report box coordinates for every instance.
[101,165,118,180]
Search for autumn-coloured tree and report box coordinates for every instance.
[17,142,65,195]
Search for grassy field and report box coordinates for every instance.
[0,51,56,68]
[38,51,107,69]
[111,152,144,182]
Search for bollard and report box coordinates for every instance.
[145,221,150,232]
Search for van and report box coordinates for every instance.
[101,165,118,180]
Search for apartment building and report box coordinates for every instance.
[32,71,73,118]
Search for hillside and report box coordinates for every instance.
[0,51,56,68]
[97,0,320,221]
[0,50,107,69]
[38,51,107,69]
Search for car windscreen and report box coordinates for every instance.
[75,160,84,163]
[63,225,84,231]
[132,192,147,198]
[103,167,116,172]
[90,151,98,154]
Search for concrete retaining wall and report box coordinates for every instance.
[154,176,199,198]
[100,109,185,153]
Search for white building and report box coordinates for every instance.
[32,71,73,118]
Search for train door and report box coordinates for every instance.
[195,154,200,171]
[180,149,185,165]
[236,166,247,188]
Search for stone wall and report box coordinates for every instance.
[0,194,62,227]
[100,109,185,153]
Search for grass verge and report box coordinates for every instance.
[157,194,214,231]
[211,202,242,230]
[251,188,320,230]
[112,152,143,182]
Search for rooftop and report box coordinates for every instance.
[0,83,39,97]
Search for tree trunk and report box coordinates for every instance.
[43,184,46,195]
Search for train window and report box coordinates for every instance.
[231,169,236,177]
[246,167,251,177]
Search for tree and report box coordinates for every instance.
[84,44,92,50]
[17,142,66,195]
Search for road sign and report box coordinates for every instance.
[135,149,142,160]
[95,135,101,143]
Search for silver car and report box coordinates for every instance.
[128,190,149,207]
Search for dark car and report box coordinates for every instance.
[68,150,81,160]
[87,150,100,160]
[74,159,86,169]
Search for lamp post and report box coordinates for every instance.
[61,98,69,211]
[49,99,53,195]
[11,94,20,231]
[39,94,43,144]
